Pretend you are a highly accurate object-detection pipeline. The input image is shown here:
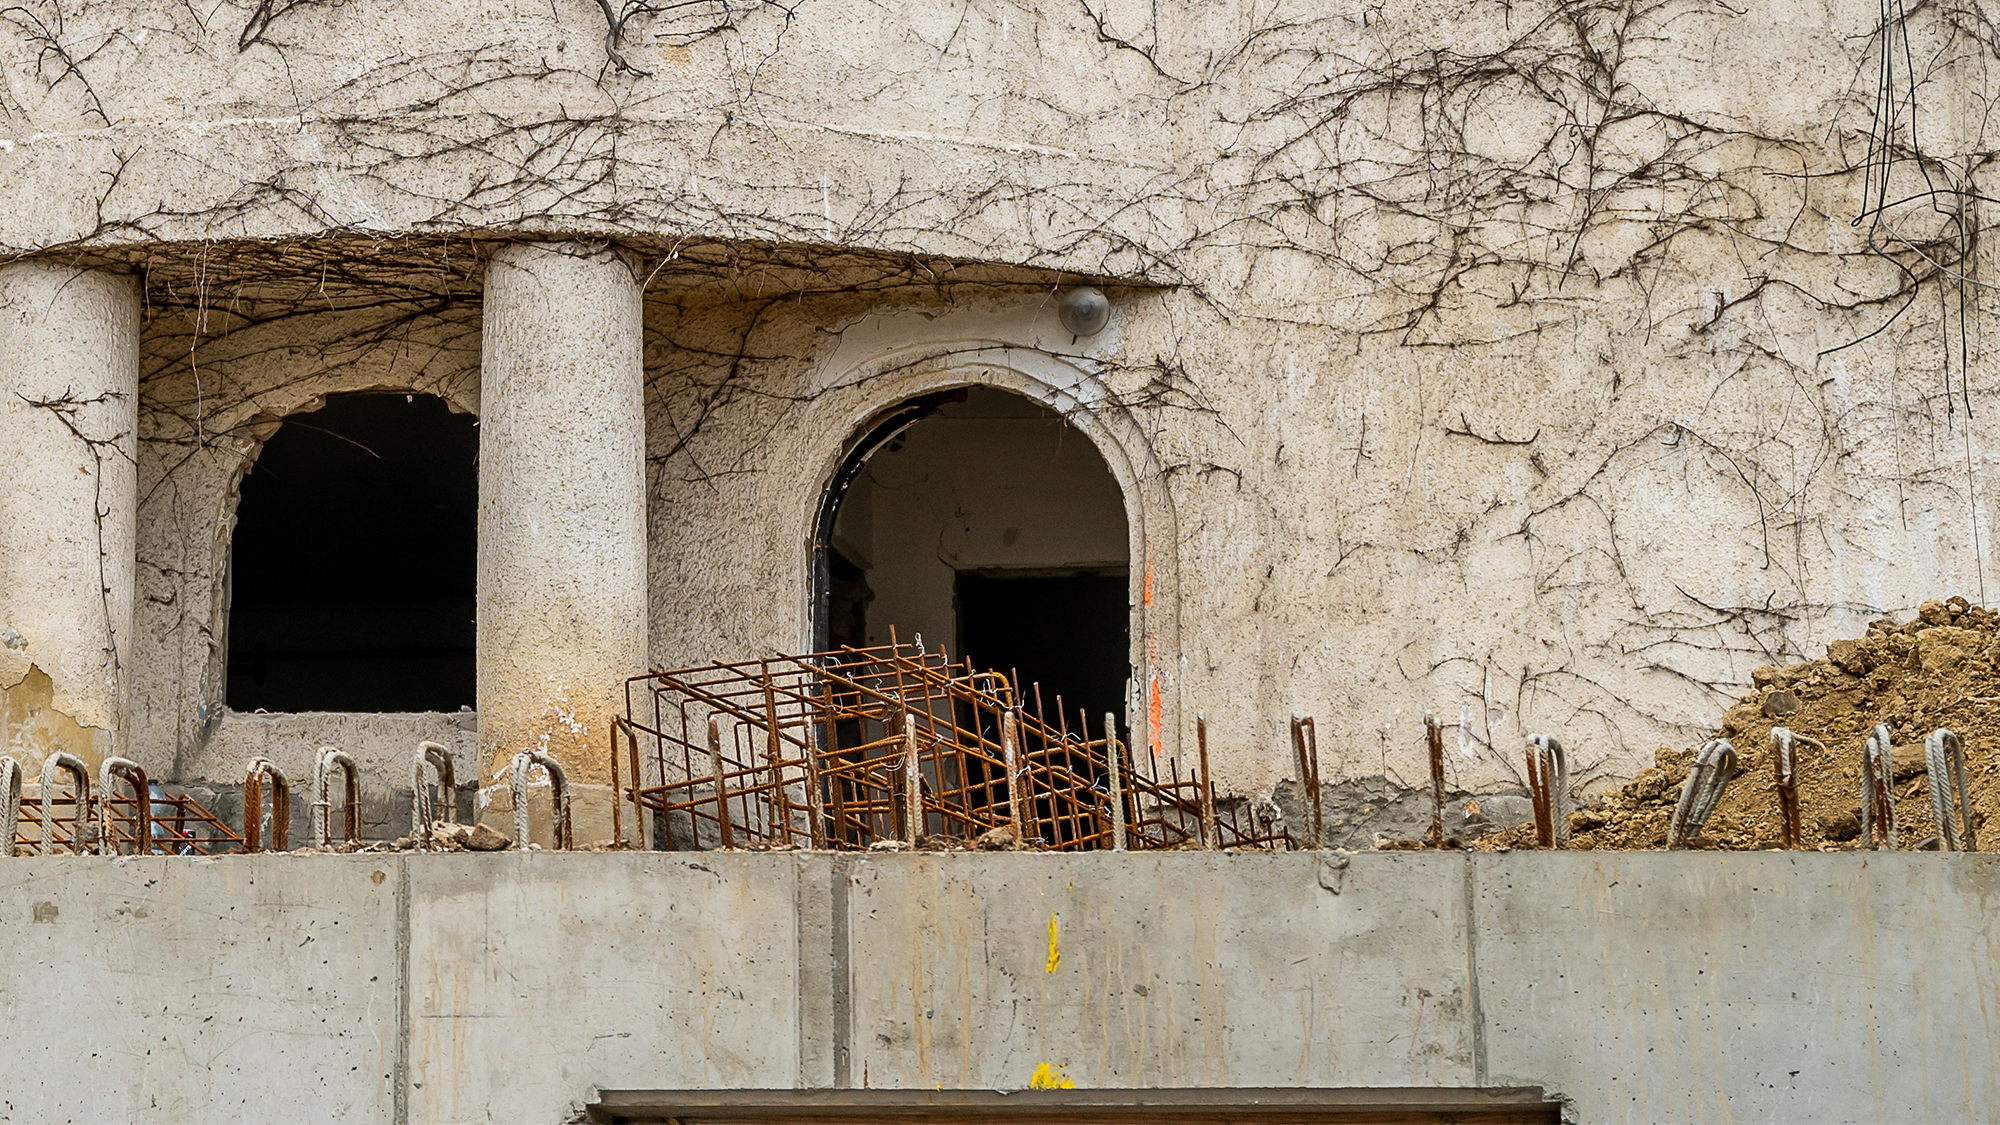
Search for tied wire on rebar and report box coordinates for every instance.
[1524,734,1569,849]
[1862,723,1898,851]
[1667,739,1738,849]
[1925,728,1977,852]
[616,643,1302,852]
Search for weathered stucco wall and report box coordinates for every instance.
[4,0,1997,803]
[0,852,1993,1123]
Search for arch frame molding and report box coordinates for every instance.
[795,336,1184,761]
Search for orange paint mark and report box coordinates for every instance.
[1148,680,1162,758]
[1142,553,1153,607]
[1147,632,1163,759]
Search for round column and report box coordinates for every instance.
[479,242,647,844]
[0,262,141,768]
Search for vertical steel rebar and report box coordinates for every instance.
[1926,728,1976,852]
[610,718,625,848]
[799,682,827,849]
[1196,714,1218,849]
[1525,734,1569,848]
[1104,711,1126,852]
[1770,727,1803,850]
[0,758,17,856]
[627,720,651,850]
[1861,723,1897,851]
[708,716,735,849]
[1291,716,1324,847]
[903,710,922,846]
[1000,704,1032,828]
[761,662,790,840]
[1424,717,1446,847]
[1667,739,1738,849]
[820,673,848,848]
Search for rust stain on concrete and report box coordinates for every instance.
[1,664,104,774]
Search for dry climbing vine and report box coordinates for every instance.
[2,0,1998,788]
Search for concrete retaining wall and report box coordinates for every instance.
[0,853,1992,1124]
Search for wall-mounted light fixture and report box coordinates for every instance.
[1058,286,1110,337]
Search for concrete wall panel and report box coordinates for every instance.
[0,855,397,1122]
[0,851,1995,1125]
[405,853,801,1125]
[1475,853,2000,1124]
[843,853,1472,1090]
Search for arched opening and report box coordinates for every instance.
[226,392,478,713]
[814,385,1131,730]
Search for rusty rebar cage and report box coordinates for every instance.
[617,643,1300,851]
[15,791,245,856]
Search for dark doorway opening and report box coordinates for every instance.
[226,392,478,713]
[957,571,1127,733]
[814,386,1131,733]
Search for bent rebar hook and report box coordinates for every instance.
[1525,733,1570,848]
[1926,729,1977,852]
[313,747,361,848]
[98,757,150,856]
[411,741,456,841]
[243,757,290,853]
[1861,723,1897,851]
[41,752,90,855]
[1667,739,1737,849]
[509,749,573,851]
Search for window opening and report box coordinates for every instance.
[226,392,478,712]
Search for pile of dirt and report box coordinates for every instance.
[1479,596,2000,851]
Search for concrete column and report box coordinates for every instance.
[0,263,141,770]
[478,242,646,844]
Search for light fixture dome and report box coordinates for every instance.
[1058,286,1110,336]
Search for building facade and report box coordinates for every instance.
[3,0,1994,825]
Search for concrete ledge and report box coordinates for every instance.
[0,852,1992,1124]
[585,1086,1565,1124]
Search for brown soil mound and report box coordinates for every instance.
[1479,596,2000,851]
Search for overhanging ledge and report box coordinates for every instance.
[584,1087,1565,1125]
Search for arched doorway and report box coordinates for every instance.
[226,391,478,713]
[813,385,1132,730]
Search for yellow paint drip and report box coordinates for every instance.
[1028,1063,1075,1090]
[1045,911,1060,972]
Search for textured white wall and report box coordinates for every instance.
[1,0,1991,801]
